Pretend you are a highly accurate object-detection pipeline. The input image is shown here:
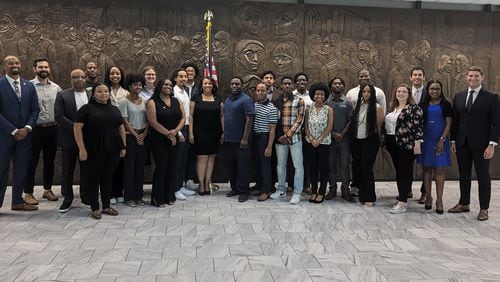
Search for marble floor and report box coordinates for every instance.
[1,181,500,281]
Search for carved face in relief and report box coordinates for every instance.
[236,6,263,36]
[23,14,42,35]
[273,9,298,36]
[190,32,205,58]
[80,23,98,44]
[214,31,230,56]
[0,14,16,34]
[93,29,106,51]
[358,41,371,65]
[272,42,298,74]
[133,27,150,48]
[171,35,188,55]
[455,54,470,73]
[235,40,264,71]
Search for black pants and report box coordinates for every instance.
[253,133,272,194]
[123,134,148,201]
[351,135,379,203]
[175,126,189,190]
[84,149,120,211]
[111,159,124,198]
[151,135,178,205]
[457,140,491,210]
[186,143,197,182]
[224,142,251,194]
[61,147,85,205]
[385,135,416,203]
[306,142,330,196]
[25,125,58,193]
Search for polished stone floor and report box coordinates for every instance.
[1,180,500,281]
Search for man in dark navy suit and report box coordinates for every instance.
[0,55,40,211]
[449,66,500,221]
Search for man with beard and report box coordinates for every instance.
[0,55,40,211]
[24,58,62,206]
[54,69,91,213]
[223,77,255,203]
[325,77,355,202]
[84,61,100,91]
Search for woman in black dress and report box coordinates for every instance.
[188,77,223,195]
[146,78,186,207]
[74,84,126,219]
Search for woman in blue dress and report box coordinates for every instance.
[418,80,453,214]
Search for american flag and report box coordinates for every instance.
[204,10,218,86]
[204,54,218,86]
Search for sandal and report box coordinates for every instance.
[102,207,119,216]
[91,210,102,220]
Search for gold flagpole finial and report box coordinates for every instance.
[204,10,214,21]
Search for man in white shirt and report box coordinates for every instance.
[173,68,195,200]
[24,58,62,205]
[409,66,428,203]
[54,69,91,213]
[346,69,386,114]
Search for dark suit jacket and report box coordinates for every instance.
[451,88,500,150]
[54,88,91,148]
[0,76,40,140]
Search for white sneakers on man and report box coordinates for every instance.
[180,187,196,196]
[175,191,187,200]
[289,194,301,205]
[270,191,285,199]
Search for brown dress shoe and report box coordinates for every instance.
[478,209,489,221]
[448,204,470,213]
[24,193,38,205]
[257,193,269,202]
[91,210,102,219]
[12,204,38,211]
[303,187,313,195]
[43,190,58,201]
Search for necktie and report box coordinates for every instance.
[13,80,21,100]
[466,90,474,114]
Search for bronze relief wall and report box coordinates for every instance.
[1,0,498,180]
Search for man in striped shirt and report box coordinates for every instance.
[253,83,278,201]
[270,77,305,204]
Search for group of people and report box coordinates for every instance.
[0,54,498,221]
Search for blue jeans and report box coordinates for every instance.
[276,141,303,195]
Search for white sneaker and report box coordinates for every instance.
[175,191,187,200]
[117,197,124,203]
[290,194,301,205]
[270,191,286,199]
[186,180,197,190]
[180,187,196,196]
[110,198,117,205]
[390,204,407,214]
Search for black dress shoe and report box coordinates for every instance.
[198,191,205,196]
[436,209,444,214]
[59,202,71,213]
[238,194,249,202]
[226,190,239,197]
[341,192,356,202]
[204,190,211,195]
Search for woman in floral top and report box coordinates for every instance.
[304,83,333,203]
[384,84,424,214]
